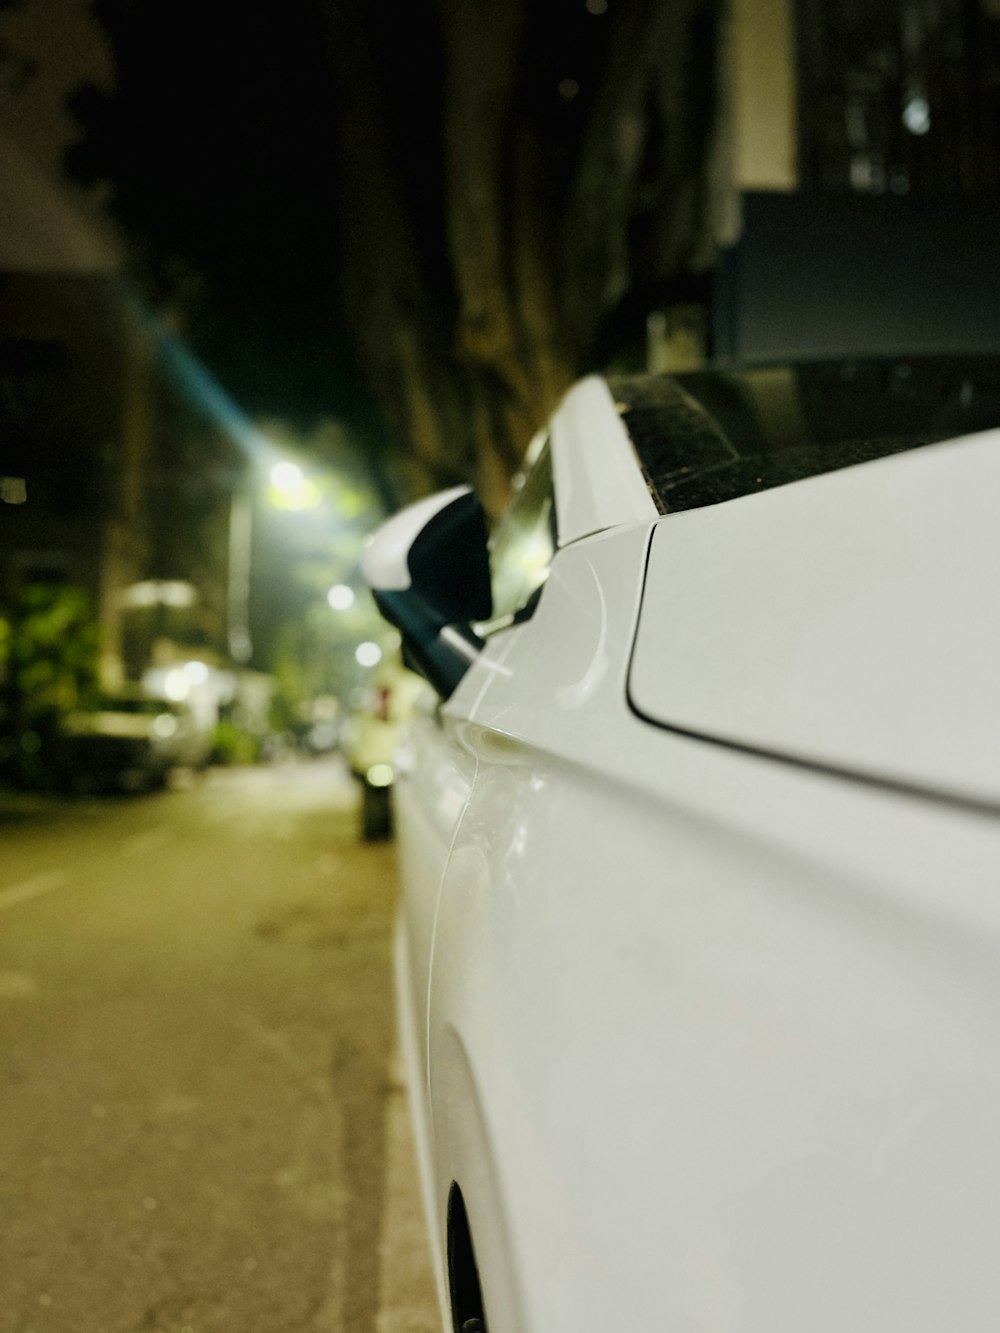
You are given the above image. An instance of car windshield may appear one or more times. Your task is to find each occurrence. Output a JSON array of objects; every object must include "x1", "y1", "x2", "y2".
[{"x1": 611, "y1": 355, "x2": 1000, "y2": 514}]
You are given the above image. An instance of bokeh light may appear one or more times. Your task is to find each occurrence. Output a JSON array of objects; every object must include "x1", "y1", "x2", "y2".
[
  {"x1": 327, "y1": 584, "x2": 355, "y2": 611},
  {"x1": 355, "y1": 641, "x2": 382, "y2": 668}
]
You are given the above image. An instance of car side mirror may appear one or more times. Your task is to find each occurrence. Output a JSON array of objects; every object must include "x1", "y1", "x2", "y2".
[{"x1": 362, "y1": 486, "x2": 492, "y2": 699}]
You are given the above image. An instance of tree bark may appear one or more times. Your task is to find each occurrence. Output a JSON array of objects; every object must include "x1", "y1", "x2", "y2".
[
  {"x1": 324, "y1": 3, "x2": 474, "y2": 500},
  {"x1": 436, "y1": 0, "x2": 578, "y2": 511},
  {"x1": 325, "y1": 0, "x2": 724, "y2": 516},
  {"x1": 562, "y1": 0, "x2": 724, "y2": 357}
]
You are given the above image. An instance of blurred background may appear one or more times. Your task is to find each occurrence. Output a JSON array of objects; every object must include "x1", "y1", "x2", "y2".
[
  {"x1": 2, "y1": 0, "x2": 1000, "y2": 787},
  {"x1": 2, "y1": 4, "x2": 1000, "y2": 1328}
]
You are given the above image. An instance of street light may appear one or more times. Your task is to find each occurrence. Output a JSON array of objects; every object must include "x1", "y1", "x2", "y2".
[
  {"x1": 228, "y1": 457, "x2": 323, "y2": 665},
  {"x1": 228, "y1": 489, "x2": 254, "y2": 663},
  {"x1": 268, "y1": 461, "x2": 322, "y2": 511}
]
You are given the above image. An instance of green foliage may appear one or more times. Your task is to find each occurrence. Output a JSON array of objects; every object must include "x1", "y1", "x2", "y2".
[
  {"x1": 210, "y1": 719, "x2": 260, "y2": 767},
  {"x1": 0, "y1": 584, "x2": 102, "y2": 788},
  {"x1": 9, "y1": 584, "x2": 101, "y2": 710}
]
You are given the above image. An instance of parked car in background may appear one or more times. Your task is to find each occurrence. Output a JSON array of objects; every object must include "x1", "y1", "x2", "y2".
[
  {"x1": 58, "y1": 688, "x2": 212, "y2": 793},
  {"x1": 364, "y1": 355, "x2": 1000, "y2": 1333}
]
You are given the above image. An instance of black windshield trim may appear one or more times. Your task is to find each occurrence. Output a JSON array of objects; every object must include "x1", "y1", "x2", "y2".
[{"x1": 610, "y1": 354, "x2": 1000, "y2": 515}]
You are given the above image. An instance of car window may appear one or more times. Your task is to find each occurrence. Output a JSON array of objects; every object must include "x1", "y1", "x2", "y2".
[
  {"x1": 478, "y1": 435, "x2": 557, "y2": 635},
  {"x1": 612, "y1": 355, "x2": 1000, "y2": 514}
]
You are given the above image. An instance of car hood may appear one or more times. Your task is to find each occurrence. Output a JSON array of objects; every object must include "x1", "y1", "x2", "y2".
[{"x1": 628, "y1": 429, "x2": 1000, "y2": 808}]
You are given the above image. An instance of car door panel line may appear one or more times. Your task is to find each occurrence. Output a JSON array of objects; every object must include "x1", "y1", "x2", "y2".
[{"x1": 624, "y1": 525, "x2": 1000, "y2": 819}]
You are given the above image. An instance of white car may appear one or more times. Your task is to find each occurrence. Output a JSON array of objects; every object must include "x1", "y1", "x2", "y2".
[{"x1": 363, "y1": 356, "x2": 1000, "y2": 1333}]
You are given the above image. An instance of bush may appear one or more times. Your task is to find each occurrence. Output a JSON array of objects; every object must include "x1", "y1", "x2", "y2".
[
  {"x1": 0, "y1": 585, "x2": 101, "y2": 790},
  {"x1": 210, "y1": 719, "x2": 261, "y2": 766}
]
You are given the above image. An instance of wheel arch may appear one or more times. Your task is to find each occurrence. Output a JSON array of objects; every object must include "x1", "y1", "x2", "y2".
[
  {"x1": 447, "y1": 1180, "x2": 488, "y2": 1331},
  {"x1": 433, "y1": 1025, "x2": 528, "y2": 1332}
]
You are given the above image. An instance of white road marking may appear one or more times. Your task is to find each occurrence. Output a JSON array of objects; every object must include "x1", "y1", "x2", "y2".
[{"x1": 0, "y1": 869, "x2": 70, "y2": 912}]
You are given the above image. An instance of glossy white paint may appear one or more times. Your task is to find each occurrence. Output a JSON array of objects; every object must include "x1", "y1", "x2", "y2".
[
  {"x1": 631, "y1": 428, "x2": 1000, "y2": 805},
  {"x1": 379, "y1": 380, "x2": 1000, "y2": 1332},
  {"x1": 549, "y1": 375, "x2": 656, "y2": 544},
  {"x1": 360, "y1": 484, "x2": 471, "y2": 591}
]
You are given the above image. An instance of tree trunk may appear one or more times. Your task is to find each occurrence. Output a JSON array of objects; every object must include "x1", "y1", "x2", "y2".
[
  {"x1": 562, "y1": 0, "x2": 725, "y2": 357},
  {"x1": 325, "y1": 0, "x2": 724, "y2": 517},
  {"x1": 437, "y1": 0, "x2": 576, "y2": 509},
  {"x1": 324, "y1": 3, "x2": 475, "y2": 499}
]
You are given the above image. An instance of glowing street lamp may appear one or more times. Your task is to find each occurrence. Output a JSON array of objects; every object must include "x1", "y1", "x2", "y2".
[
  {"x1": 228, "y1": 456, "x2": 323, "y2": 664},
  {"x1": 268, "y1": 461, "x2": 321, "y2": 510}
]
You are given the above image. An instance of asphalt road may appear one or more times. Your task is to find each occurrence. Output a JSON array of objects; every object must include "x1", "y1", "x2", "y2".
[{"x1": 0, "y1": 759, "x2": 440, "y2": 1333}]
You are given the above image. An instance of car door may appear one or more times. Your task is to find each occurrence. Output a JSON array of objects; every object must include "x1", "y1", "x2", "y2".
[
  {"x1": 415, "y1": 440, "x2": 559, "y2": 1319},
  {"x1": 393, "y1": 705, "x2": 476, "y2": 1099},
  {"x1": 398, "y1": 436, "x2": 557, "y2": 1089}
]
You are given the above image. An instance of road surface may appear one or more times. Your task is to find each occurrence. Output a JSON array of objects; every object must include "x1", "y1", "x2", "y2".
[{"x1": 0, "y1": 759, "x2": 440, "y2": 1333}]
